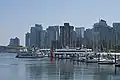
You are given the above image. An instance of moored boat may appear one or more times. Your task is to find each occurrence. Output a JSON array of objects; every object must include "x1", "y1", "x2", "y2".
[
  {"x1": 16, "y1": 52, "x2": 44, "y2": 58},
  {"x1": 98, "y1": 59, "x2": 115, "y2": 64},
  {"x1": 115, "y1": 63, "x2": 120, "y2": 67}
]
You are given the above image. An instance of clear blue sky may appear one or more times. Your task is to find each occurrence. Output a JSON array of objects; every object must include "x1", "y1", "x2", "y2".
[{"x1": 0, "y1": 0, "x2": 120, "y2": 46}]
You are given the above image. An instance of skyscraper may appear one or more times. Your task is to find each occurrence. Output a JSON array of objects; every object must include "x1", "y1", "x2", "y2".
[
  {"x1": 75, "y1": 27, "x2": 85, "y2": 38},
  {"x1": 46, "y1": 26, "x2": 59, "y2": 48},
  {"x1": 75, "y1": 27, "x2": 85, "y2": 48},
  {"x1": 25, "y1": 32, "x2": 30, "y2": 47},
  {"x1": 41, "y1": 30, "x2": 47, "y2": 48},
  {"x1": 92, "y1": 19, "x2": 114, "y2": 51},
  {"x1": 92, "y1": 31, "x2": 100, "y2": 52},
  {"x1": 60, "y1": 23, "x2": 74, "y2": 48},
  {"x1": 93, "y1": 19, "x2": 113, "y2": 41},
  {"x1": 30, "y1": 24, "x2": 43, "y2": 48},
  {"x1": 113, "y1": 23, "x2": 120, "y2": 45}
]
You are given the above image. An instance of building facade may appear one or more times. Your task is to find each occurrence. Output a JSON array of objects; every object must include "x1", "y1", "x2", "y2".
[
  {"x1": 113, "y1": 23, "x2": 120, "y2": 45},
  {"x1": 41, "y1": 30, "x2": 47, "y2": 48},
  {"x1": 46, "y1": 26, "x2": 59, "y2": 48},
  {"x1": 93, "y1": 19, "x2": 114, "y2": 51},
  {"x1": 25, "y1": 32, "x2": 30, "y2": 47},
  {"x1": 60, "y1": 23, "x2": 74, "y2": 48},
  {"x1": 75, "y1": 27, "x2": 85, "y2": 38},
  {"x1": 30, "y1": 24, "x2": 43, "y2": 48},
  {"x1": 9, "y1": 37, "x2": 20, "y2": 46},
  {"x1": 75, "y1": 27, "x2": 85, "y2": 48}
]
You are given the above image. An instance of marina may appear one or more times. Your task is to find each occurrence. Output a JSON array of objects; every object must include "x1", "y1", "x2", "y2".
[
  {"x1": 15, "y1": 47, "x2": 120, "y2": 67},
  {"x1": 0, "y1": 53, "x2": 120, "y2": 80}
]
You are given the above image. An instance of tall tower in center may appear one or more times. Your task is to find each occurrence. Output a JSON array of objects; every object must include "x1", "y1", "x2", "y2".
[{"x1": 60, "y1": 23, "x2": 74, "y2": 48}]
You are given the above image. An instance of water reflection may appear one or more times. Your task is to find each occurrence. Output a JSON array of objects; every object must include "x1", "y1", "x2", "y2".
[
  {"x1": 93, "y1": 65, "x2": 120, "y2": 80},
  {"x1": 59, "y1": 60, "x2": 74, "y2": 80},
  {"x1": 26, "y1": 59, "x2": 74, "y2": 80},
  {"x1": 25, "y1": 59, "x2": 120, "y2": 80},
  {"x1": 26, "y1": 64, "x2": 43, "y2": 80}
]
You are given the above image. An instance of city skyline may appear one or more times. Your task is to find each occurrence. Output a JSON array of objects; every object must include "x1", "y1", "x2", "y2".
[{"x1": 1, "y1": 0, "x2": 120, "y2": 46}]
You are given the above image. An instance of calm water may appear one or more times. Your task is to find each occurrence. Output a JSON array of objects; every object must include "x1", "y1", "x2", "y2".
[{"x1": 0, "y1": 53, "x2": 120, "y2": 80}]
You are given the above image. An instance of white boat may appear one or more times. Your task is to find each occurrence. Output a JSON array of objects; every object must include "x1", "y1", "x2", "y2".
[
  {"x1": 85, "y1": 58, "x2": 115, "y2": 64},
  {"x1": 98, "y1": 59, "x2": 115, "y2": 64},
  {"x1": 52, "y1": 48, "x2": 94, "y2": 59},
  {"x1": 16, "y1": 49, "x2": 44, "y2": 58}
]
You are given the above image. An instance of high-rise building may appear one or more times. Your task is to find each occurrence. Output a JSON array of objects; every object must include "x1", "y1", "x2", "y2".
[
  {"x1": 75, "y1": 27, "x2": 85, "y2": 38},
  {"x1": 113, "y1": 23, "x2": 120, "y2": 33},
  {"x1": 92, "y1": 31, "x2": 100, "y2": 51},
  {"x1": 92, "y1": 19, "x2": 114, "y2": 50},
  {"x1": 60, "y1": 23, "x2": 74, "y2": 48},
  {"x1": 30, "y1": 27, "x2": 37, "y2": 47},
  {"x1": 30, "y1": 24, "x2": 43, "y2": 48},
  {"x1": 93, "y1": 19, "x2": 113, "y2": 41},
  {"x1": 113, "y1": 23, "x2": 120, "y2": 45},
  {"x1": 41, "y1": 30, "x2": 47, "y2": 48},
  {"x1": 75, "y1": 27, "x2": 85, "y2": 48},
  {"x1": 46, "y1": 26, "x2": 59, "y2": 48},
  {"x1": 72, "y1": 31, "x2": 77, "y2": 47},
  {"x1": 84, "y1": 29, "x2": 93, "y2": 43},
  {"x1": 25, "y1": 32, "x2": 30, "y2": 47},
  {"x1": 9, "y1": 37, "x2": 20, "y2": 46}
]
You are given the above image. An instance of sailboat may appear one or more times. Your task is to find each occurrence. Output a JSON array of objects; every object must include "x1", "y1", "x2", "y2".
[{"x1": 98, "y1": 38, "x2": 115, "y2": 64}]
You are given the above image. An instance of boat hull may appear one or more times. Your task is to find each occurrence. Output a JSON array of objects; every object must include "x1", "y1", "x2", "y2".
[
  {"x1": 115, "y1": 64, "x2": 120, "y2": 67},
  {"x1": 16, "y1": 53, "x2": 44, "y2": 58},
  {"x1": 98, "y1": 61, "x2": 115, "y2": 64},
  {"x1": 16, "y1": 55, "x2": 44, "y2": 58}
]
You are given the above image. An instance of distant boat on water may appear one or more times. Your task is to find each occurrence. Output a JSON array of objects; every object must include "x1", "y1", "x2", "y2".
[
  {"x1": 16, "y1": 52, "x2": 44, "y2": 58},
  {"x1": 98, "y1": 59, "x2": 115, "y2": 64},
  {"x1": 16, "y1": 48, "x2": 44, "y2": 58}
]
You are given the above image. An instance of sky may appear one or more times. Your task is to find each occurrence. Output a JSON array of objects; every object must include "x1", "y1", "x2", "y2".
[{"x1": 0, "y1": 0, "x2": 120, "y2": 46}]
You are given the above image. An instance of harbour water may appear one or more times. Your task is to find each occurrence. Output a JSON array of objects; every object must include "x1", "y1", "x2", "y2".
[{"x1": 0, "y1": 53, "x2": 120, "y2": 80}]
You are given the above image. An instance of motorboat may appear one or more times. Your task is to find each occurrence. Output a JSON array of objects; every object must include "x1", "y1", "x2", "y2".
[
  {"x1": 16, "y1": 48, "x2": 44, "y2": 58},
  {"x1": 98, "y1": 59, "x2": 115, "y2": 64},
  {"x1": 16, "y1": 52, "x2": 44, "y2": 58}
]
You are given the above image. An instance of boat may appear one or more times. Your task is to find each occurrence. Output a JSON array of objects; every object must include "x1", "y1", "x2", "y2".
[
  {"x1": 115, "y1": 63, "x2": 120, "y2": 67},
  {"x1": 115, "y1": 60, "x2": 120, "y2": 67},
  {"x1": 98, "y1": 59, "x2": 115, "y2": 64},
  {"x1": 54, "y1": 48, "x2": 93, "y2": 54},
  {"x1": 16, "y1": 48, "x2": 44, "y2": 58},
  {"x1": 53, "y1": 48, "x2": 94, "y2": 60},
  {"x1": 16, "y1": 52, "x2": 44, "y2": 58},
  {"x1": 54, "y1": 48, "x2": 94, "y2": 57}
]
